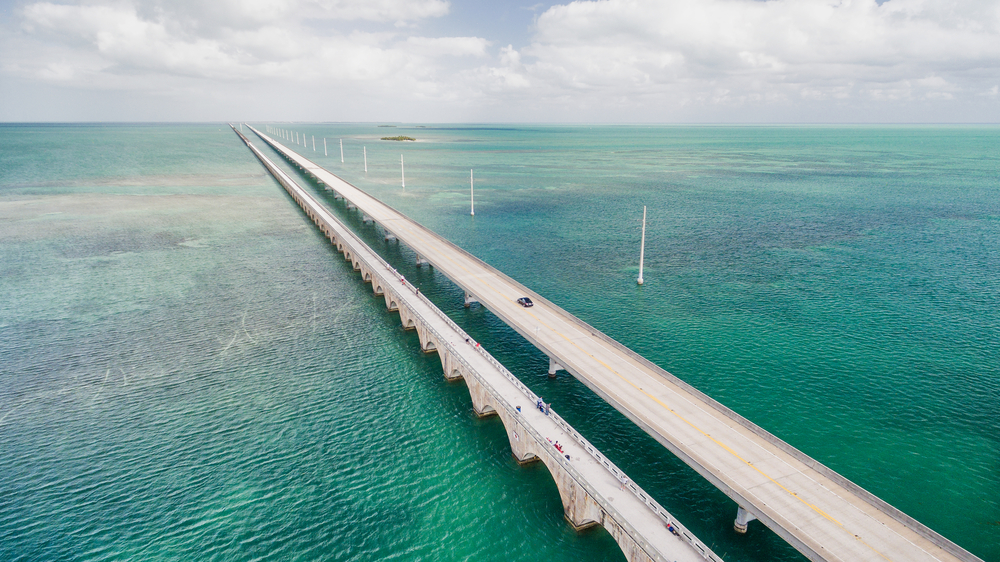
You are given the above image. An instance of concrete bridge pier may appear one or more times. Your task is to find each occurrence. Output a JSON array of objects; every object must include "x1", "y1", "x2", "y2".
[
  {"x1": 384, "y1": 231, "x2": 396, "y2": 241},
  {"x1": 464, "y1": 292, "x2": 479, "y2": 307},
  {"x1": 416, "y1": 254, "x2": 429, "y2": 267},
  {"x1": 362, "y1": 215, "x2": 373, "y2": 224},
  {"x1": 463, "y1": 370, "x2": 498, "y2": 418},
  {"x1": 383, "y1": 291, "x2": 399, "y2": 312},
  {"x1": 359, "y1": 265, "x2": 384, "y2": 296},
  {"x1": 437, "y1": 348, "x2": 465, "y2": 382},
  {"x1": 455, "y1": 378, "x2": 605, "y2": 533},
  {"x1": 396, "y1": 302, "x2": 417, "y2": 331},
  {"x1": 548, "y1": 357, "x2": 565, "y2": 378},
  {"x1": 734, "y1": 505, "x2": 757, "y2": 534},
  {"x1": 494, "y1": 406, "x2": 604, "y2": 531},
  {"x1": 415, "y1": 323, "x2": 439, "y2": 354},
  {"x1": 603, "y1": 520, "x2": 660, "y2": 562},
  {"x1": 346, "y1": 202, "x2": 356, "y2": 210},
  {"x1": 553, "y1": 471, "x2": 604, "y2": 531},
  {"x1": 495, "y1": 408, "x2": 540, "y2": 465}
]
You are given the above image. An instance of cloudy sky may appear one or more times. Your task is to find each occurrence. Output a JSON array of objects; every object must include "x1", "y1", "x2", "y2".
[{"x1": 1, "y1": 0, "x2": 998, "y2": 122}]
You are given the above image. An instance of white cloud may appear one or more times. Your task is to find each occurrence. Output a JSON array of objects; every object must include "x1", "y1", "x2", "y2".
[
  {"x1": 405, "y1": 36, "x2": 489, "y2": 57},
  {"x1": 512, "y1": 0, "x2": 1000, "y2": 109},
  {"x1": 11, "y1": 0, "x2": 469, "y2": 85},
  {"x1": 2, "y1": 0, "x2": 1000, "y2": 121}
]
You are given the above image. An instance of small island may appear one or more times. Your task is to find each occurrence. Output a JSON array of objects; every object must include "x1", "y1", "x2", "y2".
[{"x1": 381, "y1": 136, "x2": 416, "y2": 141}]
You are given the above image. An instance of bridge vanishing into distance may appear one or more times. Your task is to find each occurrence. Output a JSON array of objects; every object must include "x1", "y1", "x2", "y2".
[
  {"x1": 232, "y1": 124, "x2": 718, "y2": 562},
  {"x1": 240, "y1": 124, "x2": 982, "y2": 562}
]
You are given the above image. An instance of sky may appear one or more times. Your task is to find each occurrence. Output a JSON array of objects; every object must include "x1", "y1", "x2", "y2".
[{"x1": 0, "y1": 0, "x2": 998, "y2": 123}]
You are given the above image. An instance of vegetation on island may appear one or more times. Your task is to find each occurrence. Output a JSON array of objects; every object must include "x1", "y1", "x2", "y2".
[{"x1": 381, "y1": 136, "x2": 416, "y2": 141}]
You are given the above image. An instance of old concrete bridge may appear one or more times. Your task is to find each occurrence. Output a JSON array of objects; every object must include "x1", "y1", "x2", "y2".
[
  {"x1": 239, "y1": 123, "x2": 982, "y2": 562},
  {"x1": 233, "y1": 124, "x2": 721, "y2": 562}
]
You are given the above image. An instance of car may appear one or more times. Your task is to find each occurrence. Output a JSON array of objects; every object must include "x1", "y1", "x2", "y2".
[{"x1": 516, "y1": 297, "x2": 534, "y2": 307}]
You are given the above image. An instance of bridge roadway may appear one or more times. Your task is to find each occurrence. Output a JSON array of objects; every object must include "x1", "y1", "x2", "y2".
[
  {"x1": 246, "y1": 125, "x2": 981, "y2": 562},
  {"x1": 232, "y1": 124, "x2": 716, "y2": 562}
]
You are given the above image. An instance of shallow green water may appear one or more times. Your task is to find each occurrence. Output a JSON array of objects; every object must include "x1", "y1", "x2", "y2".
[{"x1": 1, "y1": 123, "x2": 997, "y2": 562}]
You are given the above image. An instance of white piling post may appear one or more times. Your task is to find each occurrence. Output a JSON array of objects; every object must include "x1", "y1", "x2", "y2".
[
  {"x1": 637, "y1": 205, "x2": 646, "y2": 285},
  {"x1": 340, "y1": 139, "x2": 344, "y2": 163},
  {"x1": 312, "y1": 135, "x2": 316, "y2": 151},
  {"x1": 324, "y1": 138, "x2": 328, "y2": 156},
  {"x1": 470, "y1": 169, "x2": 475, "y2": 216},
  {"x1": 364, "y1": 147, "x2": 367, "y2": 173},
  {"x1": 401, "y1": 155, "x2": 405, "y2": 189}
]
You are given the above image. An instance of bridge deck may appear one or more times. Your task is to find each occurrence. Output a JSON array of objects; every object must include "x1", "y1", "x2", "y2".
[
  {"x1": 233, "y1": 125, "x2": 715, "y2": 562},
  {"x1": 248, "y1": 125, "x2": 979, "y2": 562}
]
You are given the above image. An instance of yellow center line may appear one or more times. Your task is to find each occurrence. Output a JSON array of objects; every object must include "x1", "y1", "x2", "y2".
[
  {"x1": 383, "y1": 209, "x2": 850, "y2": 528},
  {"x1": 264, "y1": 132, "x2": 899, "y2": 562}
]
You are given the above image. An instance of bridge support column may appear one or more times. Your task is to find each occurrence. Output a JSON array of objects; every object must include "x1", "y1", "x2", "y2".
[
  {"x1": 548, "y1": 357, "x2": 564, "y2": 378},
  {"x1": 464, "y1": 372, "x2": 497, "y2": 418},
  {"x1": 384, "y1": 231, "x2": 396, "y2": 241},
  {"x1": 553, "y1": 469, "x2": 603, "y2": 531},
  {"x1": 397, "y1": 303, "x2": 416, "y2": 330},
  {"x1": 346, "y1": 202, "x2": 356, "y2": 210},
  {"x1": 464, "y1": 292, "x2": 478, "y2": 307},
  {"x1": 416, "y1": 254, "x2": 429, "y2": 267},
  {"x1": 383, "y1": 291, "x2": 398, "y2": 312},
  {"x1": 416, "y1": 326, "x2": 438, "y2": 354},
  {"x1": 734, "y1": 505, "x2": 757, "y2": 534},
  {"x1": 439, "y1": 349, "x2": 464, "y2": 381},
  {"x1": 362, "y1": 215, "x2": 373, "y2": 224}
]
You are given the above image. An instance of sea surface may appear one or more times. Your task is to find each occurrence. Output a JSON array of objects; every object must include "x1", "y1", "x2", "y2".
[{"x1": 1, "y1": 123, "x2": 997, "y2": 562}]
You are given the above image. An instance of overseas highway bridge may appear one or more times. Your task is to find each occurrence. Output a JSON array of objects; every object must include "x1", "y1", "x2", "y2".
[{"x1": 241, "y1": 124, "x2": 981, "y2": 562}]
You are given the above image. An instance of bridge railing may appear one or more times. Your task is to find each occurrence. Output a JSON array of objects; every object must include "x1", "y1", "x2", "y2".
[
  {"x1": 403, "y1": 283, "x2": 720, "y2": 562},
  {"x1": 242, "y1": 124, "x2": 722, "y2": 562}
]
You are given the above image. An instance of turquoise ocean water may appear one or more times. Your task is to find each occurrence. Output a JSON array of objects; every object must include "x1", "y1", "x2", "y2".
[{"x1": 1, "y1": 123, "x2": 997, "y2": 562}]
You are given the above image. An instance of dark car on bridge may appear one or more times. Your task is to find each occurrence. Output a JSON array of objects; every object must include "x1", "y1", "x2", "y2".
[{"x1": 516, "y1": 297, "x2": 534, "y2": 307}]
